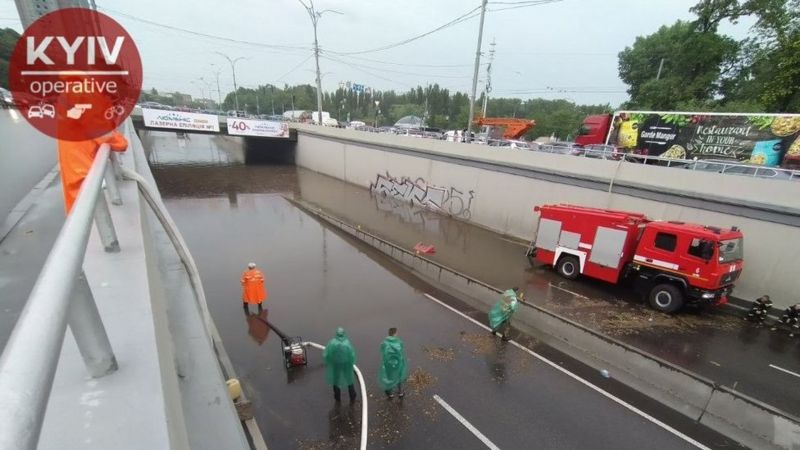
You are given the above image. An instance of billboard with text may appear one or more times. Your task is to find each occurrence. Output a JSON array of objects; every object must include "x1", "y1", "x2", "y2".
[
  {"x1": 142, "y1": 108, "x2": 220, "y2": 132},
  {"x1": 226, "y1": 118, "x2": 289, "y2": 138}
]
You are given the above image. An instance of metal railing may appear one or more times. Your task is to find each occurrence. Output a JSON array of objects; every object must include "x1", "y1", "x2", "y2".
[{"x1": 0, "y1": 144, "x2": 122, "y2": 450}]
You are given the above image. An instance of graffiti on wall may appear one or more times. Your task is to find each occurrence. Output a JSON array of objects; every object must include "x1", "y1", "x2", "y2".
[{"x1": 368, "y1": 172, "x2": 475, "y2": 219}]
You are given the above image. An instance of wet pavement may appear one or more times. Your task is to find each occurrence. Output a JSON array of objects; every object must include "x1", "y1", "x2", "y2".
[
  {"x1": 295, "y1": 168, "x2": 800, "y2": 417},
  {"x1": 0, "y1": 109, "x2": 57, "y2": 221},
  {"x1": 149, "y1": 132, "x2": 739, "y2": 449}
]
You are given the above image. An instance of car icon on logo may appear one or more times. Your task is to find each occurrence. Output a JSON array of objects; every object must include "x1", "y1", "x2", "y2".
[
  {"x1": 27, "y1": 105, "x2": 43, "y2": 119},
  {"x1": 42, "y1": 104, "x2": 55, "y2": 118},
  {"x1": 27, "y1": 104, "x2": 55, "y2": 119}
]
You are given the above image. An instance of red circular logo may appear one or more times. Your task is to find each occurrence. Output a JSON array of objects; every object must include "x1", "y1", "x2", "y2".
[{"x1": 8, "y1": 8, "x2": 142, "y2": 141}]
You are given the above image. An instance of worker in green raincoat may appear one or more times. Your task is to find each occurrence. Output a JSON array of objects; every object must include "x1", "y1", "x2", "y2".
[
  {"x1": 323, "y1": 327, "x2": 358, "y2": 402},
  {"x1": 489, "y1": 288, "x2": 522, "y2": 341},
  {"x1": 378, "y1": 327, "x2": 408, "y2": 399}
]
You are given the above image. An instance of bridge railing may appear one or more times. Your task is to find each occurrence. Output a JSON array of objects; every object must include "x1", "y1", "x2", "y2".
[{"x1": 0, "y1": 144, "x2": 122, "y2": 450}]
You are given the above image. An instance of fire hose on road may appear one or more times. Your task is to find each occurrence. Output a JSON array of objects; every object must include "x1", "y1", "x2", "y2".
[{"x1": 259, "y1": 318, "x2": 369, "y2": 450}]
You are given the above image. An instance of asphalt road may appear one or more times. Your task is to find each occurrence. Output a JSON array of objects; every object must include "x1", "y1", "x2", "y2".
[
  {"x1": 0, "y1": 109, "x2": 58, "y2": 222},
  {"x1": 292, "y1": 167, "x2": 800, "y2": 417},
  {"x1": 150, "y1": 132, "x2": 738, "y2": 449}
]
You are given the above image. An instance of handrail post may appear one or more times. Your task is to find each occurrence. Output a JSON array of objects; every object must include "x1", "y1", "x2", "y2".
[
  {"x1": 109, "y1": 151, "x2": 123, "y2": 181},
  {"x1": 68, "y1": 271, "x2": 118, "y2": 378},
  {"x1": 104, "y1": 164, "x2": 123, "y2": 206},
  {"x1": 94, "y1": 193, "x2": 120, "y2": 253}
]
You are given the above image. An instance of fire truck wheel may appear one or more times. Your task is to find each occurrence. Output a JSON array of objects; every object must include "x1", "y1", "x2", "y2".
[
  {"x1": 648, "y1": 284, "x2": 685, "y2": 313},
  {"x1": 556, "y1": 255, "x2": 580, "y2": 280}
]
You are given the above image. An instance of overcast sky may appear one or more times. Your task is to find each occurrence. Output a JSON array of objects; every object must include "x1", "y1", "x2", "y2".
[{"x1": 0, "y1": 0, "x2": 755, "y2": 106}]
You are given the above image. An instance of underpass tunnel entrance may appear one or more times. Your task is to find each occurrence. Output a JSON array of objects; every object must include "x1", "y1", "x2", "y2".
[{"x1": 243, "y1": 136, "x2": 296, "y2": 165}]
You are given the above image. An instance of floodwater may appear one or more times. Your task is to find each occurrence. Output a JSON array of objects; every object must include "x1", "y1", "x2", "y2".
[{"x1": 148, "y1": 131, "x2": 731, "y2": 449}]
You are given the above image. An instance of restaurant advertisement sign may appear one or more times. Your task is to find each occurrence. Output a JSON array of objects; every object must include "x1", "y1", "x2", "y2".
[{"x1": 608, "y1": 112, "x2": 800, "y2": 167}]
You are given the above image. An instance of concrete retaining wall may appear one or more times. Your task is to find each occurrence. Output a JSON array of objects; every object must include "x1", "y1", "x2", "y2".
[
  {"x1": 294, "y1": 125, "x2": 800, "y2": 308},
  {"x1": 294, "y1": 200, "x2": 800, "y2": 450}
]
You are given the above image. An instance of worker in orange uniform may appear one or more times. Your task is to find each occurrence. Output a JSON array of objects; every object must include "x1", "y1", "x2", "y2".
[
  {"x1": 241, "y1": 262, "x2": 267, "y2": 313},
  {"x1": 58, "y1": 131, "x2": 129, "y2": 213}
]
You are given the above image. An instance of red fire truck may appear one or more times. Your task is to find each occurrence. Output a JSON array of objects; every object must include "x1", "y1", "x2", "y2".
[{"x1": 526, "y1": 204, "x2": 745, "y2": 313}]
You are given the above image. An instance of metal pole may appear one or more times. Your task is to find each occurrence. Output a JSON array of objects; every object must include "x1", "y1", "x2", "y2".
[
  {"x1": 482, "y1": 38, "x2": 495, "y2": 117},
  {"x1": 311, "y1": 4, "x2": 324, "y2": 125},
  {"x1": 68, "y1": 271, "x2": 118, "y2": 377},
  {"x1": 0, "y1": 146, "x2": 114, "y2": 450},
  {"x1": 93, "y1": 193, "x2": 120, "y2": 253},
  {"x1": 656, "y1": 58, "x2": 665, "y2": 80},
  {"x1": 103, "y1": 164, "x2": 122, "y2": 205},
  {"x1": 466, "y1": 0, "x2": 488, "y2": 142}
]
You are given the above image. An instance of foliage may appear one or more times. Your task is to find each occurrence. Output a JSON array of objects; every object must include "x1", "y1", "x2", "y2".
[
  {"x1": 618, "y1": 21, "x2": 739, "y2": 110},
  {"x1": 0, "y1": 28, "x2": 21, "y2": 89},
  {"x1": 619, "y1": 1, "x2": 799, "y2": 113}
]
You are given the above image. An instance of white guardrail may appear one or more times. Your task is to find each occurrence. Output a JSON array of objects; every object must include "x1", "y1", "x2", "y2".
[{"x1": 0, "y1": 144, "x2": 123, "y2": 450}]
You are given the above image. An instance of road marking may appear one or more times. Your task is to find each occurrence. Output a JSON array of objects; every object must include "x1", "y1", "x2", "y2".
[
  {"x1": 709, "y1": 361, "x2": 721, "y2": 367},
  {"x1": 423, "y1": 293, "x2": 711, "y2": 450},
  {"x1": 433, "y1": 394, "x2": 500, "y2": 450},
  {"x1": 769, "y1": 364, "x2": 800, "y2": 379}
]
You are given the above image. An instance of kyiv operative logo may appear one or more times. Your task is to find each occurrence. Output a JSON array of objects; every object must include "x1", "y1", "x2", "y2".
[{"x1": 8, "y1": 8, "x2": 142, "y2": 141}]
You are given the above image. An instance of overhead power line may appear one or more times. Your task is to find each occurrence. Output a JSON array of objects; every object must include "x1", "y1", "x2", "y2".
[
  {"x1": 329, "y1": 5, "x2": 482, "y2": 56},
  {"x1": 100, "y1": 7, "x2": 311, "y2": 52},
  {"x1": 277, "y1": 53, "x2": 315, "y2": 82},
  {"x1": 323, "y1": 53, "x2": 474, "y2": 79}
]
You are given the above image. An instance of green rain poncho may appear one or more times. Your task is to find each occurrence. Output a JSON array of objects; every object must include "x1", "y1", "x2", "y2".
[
  {"x1": 323, "y1": 328, "x2": 357, "y2": 387},
  {"x1": 378, "y1": 336, "x2": 408, "y2": 391},
  {"x1": 488, "y1": 289, "x2": 519, "y2": 331}
]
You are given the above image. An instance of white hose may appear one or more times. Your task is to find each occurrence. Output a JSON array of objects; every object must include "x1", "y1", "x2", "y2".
[{"x1": 305, "y1": 341, "x2": 368, "y2": 450}]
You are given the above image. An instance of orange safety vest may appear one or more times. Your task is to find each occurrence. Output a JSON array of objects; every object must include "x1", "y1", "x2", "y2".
[
  {"x1": 241, "y1": 268, "x2": 267, "y2": 304},
  {"x1": 57, "y1": 131, "x2": 129, "y2": 214}
]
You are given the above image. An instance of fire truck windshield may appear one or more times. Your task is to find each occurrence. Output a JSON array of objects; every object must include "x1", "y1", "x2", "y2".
[{"x1": 718, "y1": 238, "x2": 743, "y2": 263}]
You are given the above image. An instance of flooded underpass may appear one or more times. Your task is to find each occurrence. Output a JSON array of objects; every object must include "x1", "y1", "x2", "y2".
[{"x1": 147, "y1": 131, "x2": 742, "y2": 449}]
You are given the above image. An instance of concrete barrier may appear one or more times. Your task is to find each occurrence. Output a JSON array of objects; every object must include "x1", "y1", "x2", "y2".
[
  {"x1": 292, "y1": 199, "x2": 800, "y2": 450},
  {"x1": 294, "y1": 125, "x2": 800, "y2": 308}
]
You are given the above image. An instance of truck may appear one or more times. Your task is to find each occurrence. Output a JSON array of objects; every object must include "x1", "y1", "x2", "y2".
[
  {"x1": 526, "y1": 204, "x2": 744, "y2": 313},
  {"x1": 574, "y1": 111, "x2": 800, "y2": 169}
]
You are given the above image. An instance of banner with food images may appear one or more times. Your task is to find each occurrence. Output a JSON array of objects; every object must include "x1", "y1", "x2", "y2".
[{"x1": 607, "y1": 112, "x2": 800, "y2": 167}]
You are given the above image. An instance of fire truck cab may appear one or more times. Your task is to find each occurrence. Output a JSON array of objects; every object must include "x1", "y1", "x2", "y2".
[{"x1": 527, "y1": 205, "x2": 744, "y2": 313}]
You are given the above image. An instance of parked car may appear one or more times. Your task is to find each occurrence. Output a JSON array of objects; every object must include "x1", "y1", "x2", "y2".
[
  {"x1": 0, "y1": 87, "x2": 13, "y2": 108},
  {"x1": 537, "y1": 143, "x2": 583, "y2": 156}
]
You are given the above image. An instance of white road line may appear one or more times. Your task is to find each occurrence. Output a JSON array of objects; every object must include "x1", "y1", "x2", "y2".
[
  {"x1": 422, "y1": 293, "x2": 711, "y2": 450},
  {"x1": 769, "y1": 364, "x2": 800, "y2": 379},
  {"x1": 433, "y1": 394, "x2": 501, "y2": 450},
  {"x1": 548, "y1": 282, "x2": 591, "y2": 299}
]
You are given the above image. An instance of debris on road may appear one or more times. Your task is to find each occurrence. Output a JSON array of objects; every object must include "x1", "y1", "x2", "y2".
[
  {"x1": 422, "y1": 346, "x2": 456, "y2": 362},
  {"x1": 407, "y1": 367, "x2": 437, "y2": 394},
  {"x1": 459, "y1": 332, "x2": 496, "y2": 355}
]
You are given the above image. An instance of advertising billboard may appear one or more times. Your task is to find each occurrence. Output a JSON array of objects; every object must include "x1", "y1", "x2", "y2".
[
  {"x1": 226, "y1": 118, "x2": 290, "y2": 138},
  {"x1": 142, "y1": 108, "x2": 220, "y2": 132},
  {"x1": 607, "y1": 112, "x2": 800, "y2": 167}
]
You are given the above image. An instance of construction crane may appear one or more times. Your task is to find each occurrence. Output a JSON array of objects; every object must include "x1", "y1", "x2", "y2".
[{"x1": 473, "y1": 116, "x2": 536, "y2": 140}]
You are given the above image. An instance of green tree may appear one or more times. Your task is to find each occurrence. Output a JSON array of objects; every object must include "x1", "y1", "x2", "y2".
[
  {"x1": 0, "y1": 28, "x2": 21, "y2": 89},
  {"x1": 689, "y1": 0, "x2": 799, "y2": 111},
  {"x1": 618, "y1": 20, "x2": 739, "y2": 109}
]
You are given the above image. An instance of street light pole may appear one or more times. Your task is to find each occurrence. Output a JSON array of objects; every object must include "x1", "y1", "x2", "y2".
[
  {"x1": 215, "y1": 52, "x2": 246, "y2": 111},
  {"x1": 298, "y1": 0, "x2": 342, "y2": 125},
  {"x1": 210, "y1": 66, "x2": 223, "y2": 110},
  {"x1": 466, "y1": 0, "x2": 489, "y2": 142}
]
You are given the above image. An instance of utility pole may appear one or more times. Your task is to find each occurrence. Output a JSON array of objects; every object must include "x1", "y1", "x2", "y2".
[
  {"x1": 270, "y1": 85, "x2": 275, "y2": 115},
  {"x1": 215, "y1": 52, "x2": 246, "y2": 111},
  {"x1": 482, "y1": 38, "x2": 495, "y2": 117},
  {"x1": 466, "y1": 0, "x2": 489, "y2": 142},
  {"x1": 298, "y1": 0, "x2": 342, "y2": 125},
  {"x1": 656, "y1": 57, "x2": 665, "y2": 80},
  {"x1": 210, "y1": 66, "x2": 223, "y2": 110}
]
